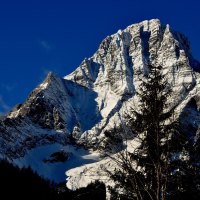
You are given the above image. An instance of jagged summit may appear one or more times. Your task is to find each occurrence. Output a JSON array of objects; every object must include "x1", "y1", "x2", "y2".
[
  {"x1": 65, "y1": 19, "x2": 199, "y2": 94},
  {"x1": 44, "y1": 71, "x2": 60, "y2": 83},
  {"x1": 0, "y1": 19, "x2": 200, "y2": 183}
]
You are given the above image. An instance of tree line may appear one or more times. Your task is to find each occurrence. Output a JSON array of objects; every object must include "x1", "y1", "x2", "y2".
[{"x1": 0, "y1": 159, "x2": 106, "y2": 200}]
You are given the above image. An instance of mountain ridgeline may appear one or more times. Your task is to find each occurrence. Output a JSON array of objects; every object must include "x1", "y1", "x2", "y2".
[{"x1": 0, "y1": 19, "x2": 200, "y2": 189}]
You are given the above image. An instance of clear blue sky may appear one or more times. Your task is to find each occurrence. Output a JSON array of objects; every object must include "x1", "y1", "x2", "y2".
[{"x1": 0, "y1": 0, "x2": 200, "y2": 114}]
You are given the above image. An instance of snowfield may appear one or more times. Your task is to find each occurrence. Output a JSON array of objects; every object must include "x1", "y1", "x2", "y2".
[{"x1": 13, "y1": 143, "x2": 100, "y2": 183}]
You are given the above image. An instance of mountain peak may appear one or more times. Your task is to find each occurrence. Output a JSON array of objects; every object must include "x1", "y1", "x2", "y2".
[
  {"x1": 38, "y1": 72, "x2": 60, "y2": 89},
  {"x1": 65, "y1": 19, "x2": 199, "y2": 95},
  {"x1": 1, "y1": 19, "x2": 200, "y2": 185},
  {"x1": 46, "y1": 71, "x2": 60, "y2": 81}
]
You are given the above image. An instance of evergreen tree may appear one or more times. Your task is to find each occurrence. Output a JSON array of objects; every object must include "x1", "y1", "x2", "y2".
[{"x1": 107, "y1": 64, "x2": 200, "y2": 200}]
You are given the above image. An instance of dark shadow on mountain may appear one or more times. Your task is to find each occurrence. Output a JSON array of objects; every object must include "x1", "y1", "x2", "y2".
[
  {"x1": 189, "y1": 58, "x2": 200, "y2": 73},
  {"x1": 140, "y1": 26, "x2": 150, "y2": 63},
  {"x1": 179, "y1": 97, "x2": 200, "y2": 139},
  {"x1": 64, "y1": 80, "x2": 103, "y2": 132},
  {"x1": 173, "y1": 31, "x2": 200, "y2": 73},
  {"x1": 124, "y1": 32, "x2": 135, "y2": 95}
]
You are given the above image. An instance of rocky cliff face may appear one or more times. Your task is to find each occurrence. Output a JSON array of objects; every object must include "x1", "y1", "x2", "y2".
[
  {"x1": 65, "y1": 19, "x2": 200, "y2": 146},
  {"x1": 0, "y1": 19, "x2": 200, "y2": 182}
]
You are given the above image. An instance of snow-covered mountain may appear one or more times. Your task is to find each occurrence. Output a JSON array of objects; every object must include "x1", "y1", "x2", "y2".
[{"x1": 0, "y1": 19, "x2": 200, "y2": 185}]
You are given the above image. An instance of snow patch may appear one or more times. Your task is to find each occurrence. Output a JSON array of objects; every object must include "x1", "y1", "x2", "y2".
[{"x1": 14, "y1": 143, "x2": 100, "y2": 183}]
